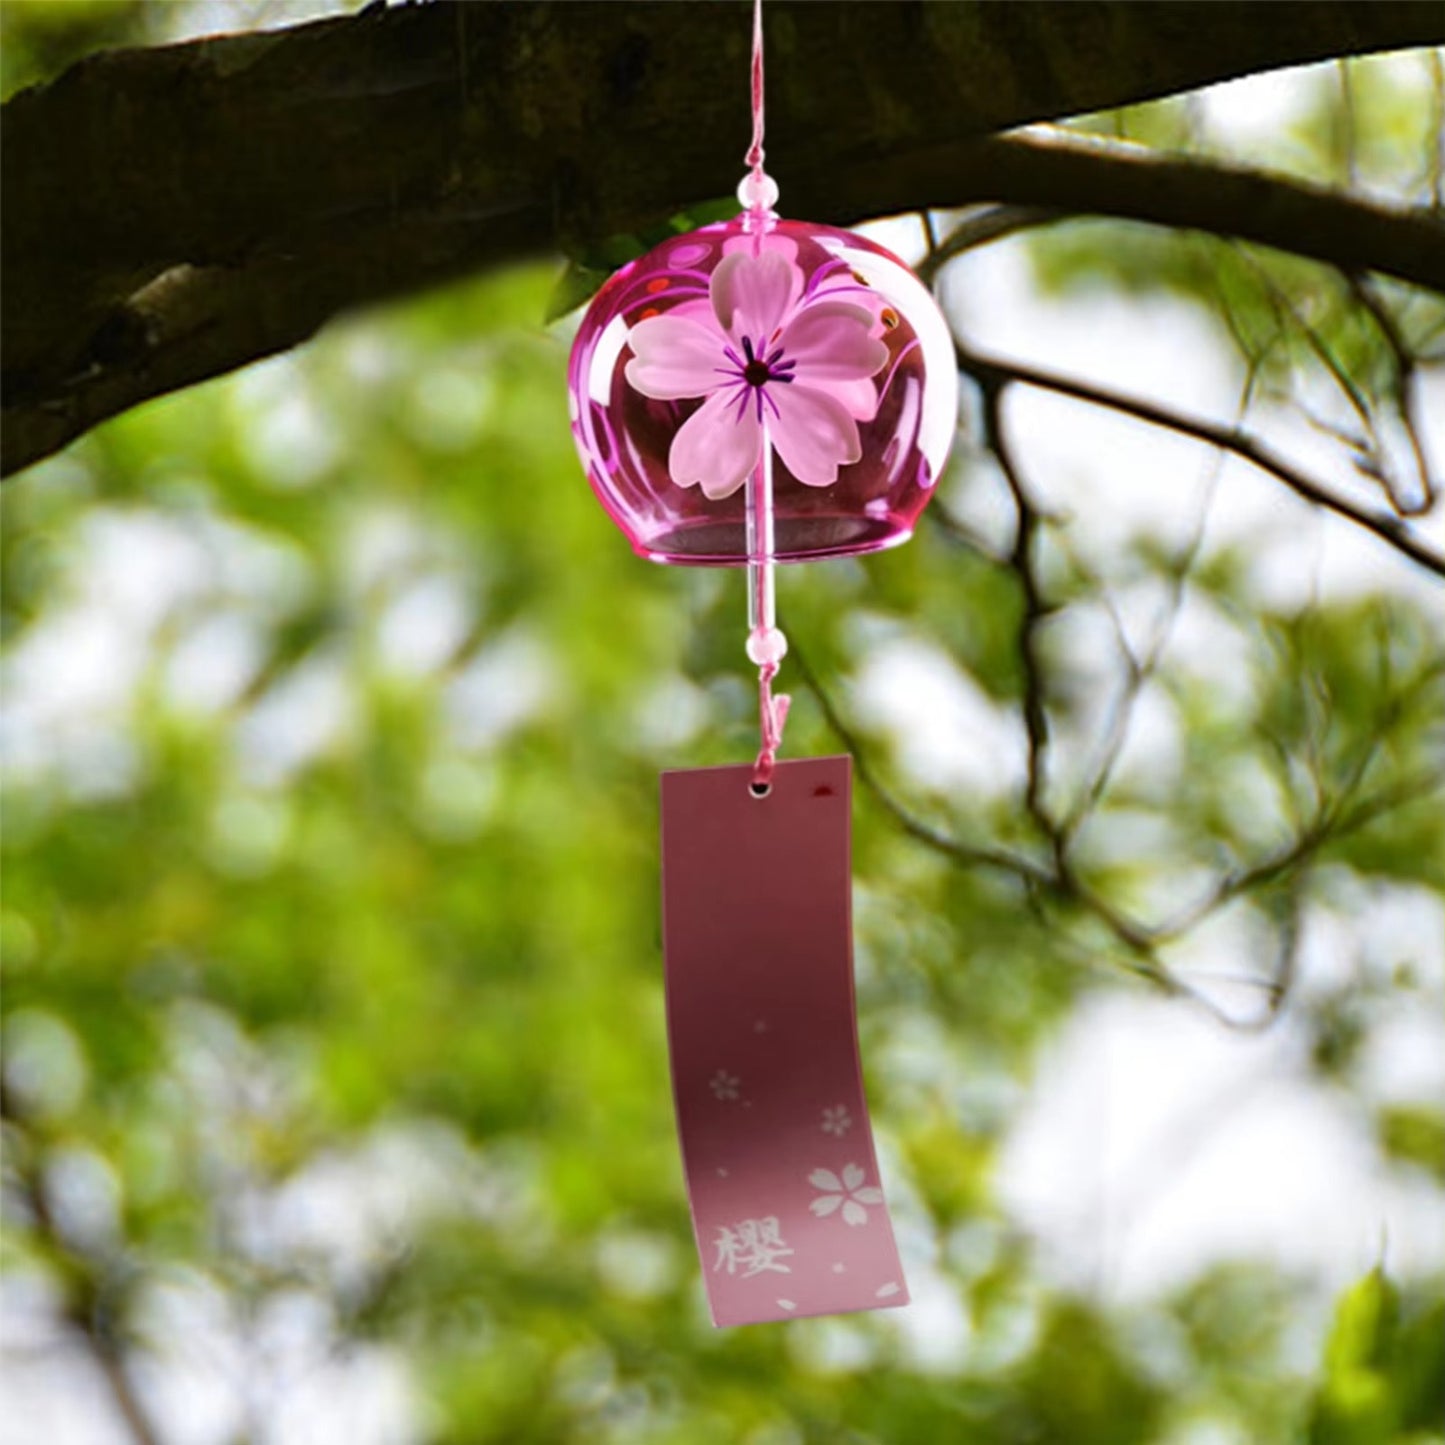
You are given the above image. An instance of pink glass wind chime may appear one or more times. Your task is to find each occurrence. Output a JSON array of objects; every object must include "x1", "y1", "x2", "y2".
[{"x1": 568, "y1": 0, "x2": 956, "y2": 1327}]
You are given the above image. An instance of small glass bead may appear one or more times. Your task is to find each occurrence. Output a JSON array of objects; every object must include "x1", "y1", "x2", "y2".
[
  {"x1": 746, "y1": 626, "x2": 788, "y2": 666},
  {"x1": 736, "y1": 169, "x2": 781, "y2": 213}
]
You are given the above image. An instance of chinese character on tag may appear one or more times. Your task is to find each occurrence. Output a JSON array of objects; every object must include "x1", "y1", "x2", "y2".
[{"x1": 713, "y1": 1216, "x2": 794, "y2": 1278}]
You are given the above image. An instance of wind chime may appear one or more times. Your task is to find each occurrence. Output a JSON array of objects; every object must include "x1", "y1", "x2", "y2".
[{"x1": 567, "y1": 0, "x2": 957, "y2": 1326}]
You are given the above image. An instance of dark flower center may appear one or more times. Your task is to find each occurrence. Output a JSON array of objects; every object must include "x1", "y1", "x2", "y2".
[
  {"x1": 738, "y1": 334, "x2": 795, "y2": 389},
  {"x1": 720, "y1": 334, "x2": 800, "y2": 424}
]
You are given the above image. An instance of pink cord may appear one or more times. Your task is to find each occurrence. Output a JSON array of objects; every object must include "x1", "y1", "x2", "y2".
[
  {"x1": 746, "y1": 0, "x2": 765, "y2": 183},
  {"x1": 752, "y1": 660, "x2": 791, "y2": 793},
  {"x1": 743, "y1": 0, "x2": 786, "y2": 793}
]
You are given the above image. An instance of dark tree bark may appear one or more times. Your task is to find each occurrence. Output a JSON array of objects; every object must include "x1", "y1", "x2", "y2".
[{"x1": 3, "y1": 0, "x2": 1443, "y2": 477}]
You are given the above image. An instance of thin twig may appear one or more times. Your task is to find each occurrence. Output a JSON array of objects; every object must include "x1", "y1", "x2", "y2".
[
  {"x1": 980, "y1": 381, "x2": 1059, "y2": 861},
  {"x1": 1151, "y1": 648, "x2": 1445, "y2": 942},
  {"x1": 791, "y1": 643, "x2": 1244, "y2": 1018},
  {"x1": 792, "y1": 326, "x2": 1442, "y2": 1026},
  {"x1": 1155, "y1": 767, "x2": 1445, "y2": 943},
  {"x1": 1345, "y1": 272, "x2": 1439, "y2": 515},
  {"x1": 1231, "y1": 247, "x2": 1380, "y2": 462},
  {"x1": 919, "y1": 208, "x2": 941, "y2": 257},
  {"x1": 917, "y1": 204, "x2": 1058, "y2": 285},
  {"x1": 925, "y1": 496, "x2": 1008, "y2": 564},
  {"x1": 1236, "y1": 245, "x2": 1440, "y2": 519},
  {"x1": 1057, "y1": 369, "x2": 1242, "y2": 844},
  {"x1": 788, "y1": 642, "x2": 1051, "y2": 887},
  {"x1": 0, "y1": 1086, "x2": 167, "y2": 1445}
]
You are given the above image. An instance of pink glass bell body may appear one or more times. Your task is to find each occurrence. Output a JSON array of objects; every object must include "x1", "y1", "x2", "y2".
[{"x1": 568, "y1": 214, "x2": 957, "y2": 565}]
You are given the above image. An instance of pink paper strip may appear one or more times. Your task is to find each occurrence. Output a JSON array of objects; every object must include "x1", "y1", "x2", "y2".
[{"x1": 660, "y1": 756, "x2": 908, "y2": 1327}]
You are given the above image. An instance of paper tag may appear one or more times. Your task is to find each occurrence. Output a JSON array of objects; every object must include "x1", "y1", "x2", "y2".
[{"x1": 660, "y1": 756, "x2": 908, "y2": 1327}]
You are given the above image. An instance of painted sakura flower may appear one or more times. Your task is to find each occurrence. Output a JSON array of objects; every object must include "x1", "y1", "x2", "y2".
[
  {"x1": 709, "y1": 1070, "x2": 741, "y2": 1101},
  {"x1": 625, "y1": 249, "x2": 889, "y2": 499},
  {"x1": 820, "y1": 1105, "x2": 853, "y2": 1138},
  {"x1": 808, "y1": 1162, "x2": 885, "y2": 1226}
]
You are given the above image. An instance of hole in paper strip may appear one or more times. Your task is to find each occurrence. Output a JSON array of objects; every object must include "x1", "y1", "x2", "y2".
[{"x1": 749, "y1": 781, "x2": 771, "y2": 799}]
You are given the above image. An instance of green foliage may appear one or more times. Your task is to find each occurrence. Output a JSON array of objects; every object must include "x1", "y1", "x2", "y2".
[
  {"x1": 6, "y1": 243, "x2": 1440, "y2": 1437},
  {"x1": 1379, "y1": 1106, "x2": 1445, "y2": 1184},
  {"x1": 0, "y1": 0, "x2": 153, "y2": 99},
  {"x1": 3, "y1": 18, "x2": 1443, "y2": 1445},
  {"x1": 549, "y1": 198, "x2": 741, "y2": 322}
]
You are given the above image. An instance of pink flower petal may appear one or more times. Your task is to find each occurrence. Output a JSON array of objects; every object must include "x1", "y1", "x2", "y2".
[
  {"x1": 712, "y1": 250, "x2": 801, "y2": 340},
  {"x1": 768, "y1": 383, "x2": 861, "y2": 487},
  {"x1": 810, "y1": 1194, "x2": 844, "y2": 1218},
  {"x1": 827, "y1": 376, "x2": 883, "y2": 423},
  {"x1": 668, "y1": 390, "x2": 762, "y2": 500},
  {"x1": 626, "y1": 315, "x2": 730, "y2": 400},
  {"x1": 721, "y1": 234, "x2": 799, "y2": 265},
  {"x1": 852, "y1": 1187, "x2": 885, "y2": 1206},
  {"x1": 842, "y1": 1199, "x2": 868, "y2": 1226},
  {"x1": 841, "y1": 1162, "x2": 866, "y2": 1191},
  {"x1": 778, "y1": 302, "x2": 889, "y2": 384},
  {"x1": 808, "y1": 1168, "x2": 843, "y2": 1192}
]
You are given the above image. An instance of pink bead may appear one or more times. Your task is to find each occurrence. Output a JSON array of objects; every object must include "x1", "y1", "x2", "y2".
[
  {"x1": 736, "y1": 170, "x2": 780, "y2": 213},
  {"x1": 746, "y1": 626, "x2": 788, "y2": 666},
  {"x1": 568, "y1": 216, "x2": 957, "y2": 566}
]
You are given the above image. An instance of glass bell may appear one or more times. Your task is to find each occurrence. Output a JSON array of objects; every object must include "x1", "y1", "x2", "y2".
[{"x1": 568, "y1": 214, "x2": 958, "y2": 566}]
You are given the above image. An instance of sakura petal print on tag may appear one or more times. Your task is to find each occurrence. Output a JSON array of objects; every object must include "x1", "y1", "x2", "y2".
[
  {"x1": 660, "y1": 757, "x2": 908, "y2": 1327},
  {"x1": 807, "y1": 1163, "x2": 887, "y2": 1226}
]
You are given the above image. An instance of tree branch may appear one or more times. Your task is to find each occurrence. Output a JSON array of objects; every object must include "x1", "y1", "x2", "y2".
[
  {"x1": 917, "y1": 203, "x2": 1059, "y2": 285},
  {"x1": 859, "y1": 128, "x2": 1445, "y2": 295},
  {"x1": 982, "y1": 381, "x2": 1058, "y2": 859},
  {"x1": 955, "y1": 342, "x2": 1445, "y2": 580},
  {"x1": 3, "y1": 0, "x2": 1443, "y2": 476},
  {"x1": 793, "y1": 644, "x2": 1296, "y2": 1029},
  {"x1": 788, "y1": 641, "x2": 1053, "y2": 889},
  {"x1": 795, "y1": 336, "x2": 1440, "y2": 1026}
]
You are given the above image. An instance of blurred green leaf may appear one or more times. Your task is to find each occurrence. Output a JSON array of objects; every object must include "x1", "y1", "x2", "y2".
[
  {"x1": 1379, "y1": 1106, "x2": 1445, "y2": 1184},
  {"x1": 546, "y1": 261, "x2": 614, "y2": 324}
]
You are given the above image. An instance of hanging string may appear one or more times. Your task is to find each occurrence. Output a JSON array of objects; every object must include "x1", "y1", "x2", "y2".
[
  {"x1": 747, "y1": 552, "x2": 790, "y2": 791},
  {"x1": 752, "y1": 657, "x2": 791, "y2": 794},
  {"x1": 746, "y1": 0, "x2": 765, "y2": 183},
  {"x1": 741, "y1": 0, "x2": 787, "y2": 794},
  {"x1": 738, "y1": 0, "x2": 778, "y2": 218}
]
